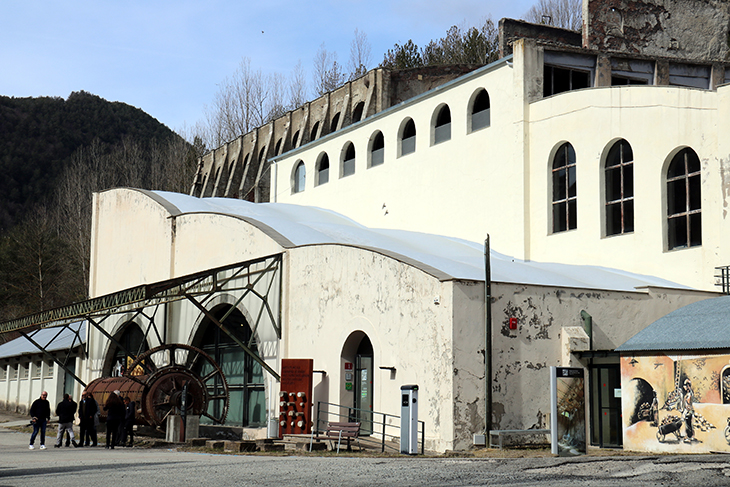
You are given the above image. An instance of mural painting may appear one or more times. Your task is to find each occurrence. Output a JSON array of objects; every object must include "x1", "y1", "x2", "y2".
[{"x1": 621, "y1": 353, "x2": 730, "y2": 453}]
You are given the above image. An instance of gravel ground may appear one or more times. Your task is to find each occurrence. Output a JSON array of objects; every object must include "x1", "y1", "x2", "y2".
[{"x1": 3, "y1": 410, "x2": 730, "y2": 486}]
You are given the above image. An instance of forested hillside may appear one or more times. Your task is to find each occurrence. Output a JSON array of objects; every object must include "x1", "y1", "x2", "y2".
[
  {"x1": 0, "y1": 91, "x2": 182, "y2": 232},
  {"x1": 0, "y1": 91, "x2": 200, "y2": 329}
]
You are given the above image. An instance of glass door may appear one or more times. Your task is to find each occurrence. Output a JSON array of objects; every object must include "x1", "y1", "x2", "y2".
[{"x1": 590, "y1": 365, "x2": 622, "y2": 447}]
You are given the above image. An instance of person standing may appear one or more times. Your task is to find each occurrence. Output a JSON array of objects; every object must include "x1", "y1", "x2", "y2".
[
  {"x1": 120, "y1": 396, "x2": 136, "y2": 447},
  {"x1": 54, "y1": 393, "x2": 78, "y2": 448},
  {"x1": 78, "y1": 390, "x2": 98, "y2": 447},
  {"x1": 29, "y1": 391, "x2": 51, "y2": 450},
  {"x1": 104, "y1": 391, "x2": 124, "y2": 449}
]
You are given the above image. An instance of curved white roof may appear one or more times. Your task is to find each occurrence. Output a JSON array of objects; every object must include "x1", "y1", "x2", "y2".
[{"x1": 139, "y1": 189, "x2": 689, "y2": 292}]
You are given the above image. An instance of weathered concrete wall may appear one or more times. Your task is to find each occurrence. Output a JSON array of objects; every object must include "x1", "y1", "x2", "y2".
[
  {"x1": 500, "y1": 18, "x2": 582, "y2": 58},
  {"x1": 585, "y1": 0, "x2": 730, "y2": 61},
  {"x1": 192, "y1": 67, "x2": 480, "y2": 203}
]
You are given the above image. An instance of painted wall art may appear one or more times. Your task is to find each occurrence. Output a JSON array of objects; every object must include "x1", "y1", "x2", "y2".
[{"x1": 621, "y1": 353, "x2": 730, "y2": 453}]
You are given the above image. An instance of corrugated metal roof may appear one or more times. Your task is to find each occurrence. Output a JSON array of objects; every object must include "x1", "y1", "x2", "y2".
[
  {"x1": 131, "y1": 189, "x2": 690, "y2": 293},
  {"x1": 0, "y1": 321, "x2": 85, "y2": 359},
  {"x1": 616, "y1": 296, "x2": 730, "y2": 352}
]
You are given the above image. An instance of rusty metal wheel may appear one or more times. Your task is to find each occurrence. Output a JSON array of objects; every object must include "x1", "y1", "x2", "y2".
[{"x1": 124, "y1": 344, "x2": 229, "y2": 428}]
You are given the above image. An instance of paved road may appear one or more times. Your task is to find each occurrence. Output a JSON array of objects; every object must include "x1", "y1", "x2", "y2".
[{"x1": 2, "y1": 425, "x2": 730, "y2": 486}]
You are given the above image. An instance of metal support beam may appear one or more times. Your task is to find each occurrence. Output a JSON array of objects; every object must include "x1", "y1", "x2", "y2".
[
  {"x1": 186, "y1": 294, "x2": 280, "y2": 382},
  {"x1": 19, "y1": 331, "x2": 86, "y2": 388}
]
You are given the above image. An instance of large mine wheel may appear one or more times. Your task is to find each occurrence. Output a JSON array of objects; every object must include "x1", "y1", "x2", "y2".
[{"x1": 124, "y1": 343, "x2": 229, "y2": 428}]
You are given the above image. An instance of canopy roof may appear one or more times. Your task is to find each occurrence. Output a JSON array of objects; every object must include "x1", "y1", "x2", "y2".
[
  {"x1": 0, "y1": 321, "x2": 85, "y2": 359},
  {"x1": 617, "y1": 296, "x2": 730, "y2": 352},
  {"x1": 143, "y1": 189, "x2": 689, "y2": 292}
]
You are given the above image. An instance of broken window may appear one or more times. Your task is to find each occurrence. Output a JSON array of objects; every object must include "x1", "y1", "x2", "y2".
[
  {"x1": 470, "y1": 88, "x2": 490, "y2": 132},
  {"x1": 310, "y1": 121, "x2": 320, "y2": 142},
  {"x1": 605, "y1": 139, "x2": 634, "y2": 236},
  {"x1": 543, "y1": 51, "x2": 595, "y2": 97},
  {"x1": 667, "y1": 148, "x2": 701, "y2": 250},
  {"x1": 669, "y1": 63, "x2": 711, "y2": 90},
  {"x1": 316, "y1": 153, "x2": 329, "y2": 186},
  {"x1": 369, "y1": 131, "x2": 384, "y2": 168},
  {"x1": 611, "y1": 58, "x2": 654, "y2": 86},
  {"x1": 552, "y1": 142, "x2": 577, "y2": 233},
  {"x1": 330, "y1": 113, "x2": 340, "y2": 133},
  {"x1": 292, "y1": 130, "x2": 300, "y2": 148},
  {"x1": 352, "y1": 102, "x2": 365, "y2": 123},
  {"x1": 342, "y1": 143, "x2": 356, "y2": 177},
  {"x1": 433, "y1": 104, "x2": 451, "y2": 145},
  {"x1": 400, "y1": 118, "x2": 416, "y2": 156},
  {"x1": 274, "y1": 138, "x2": 283, "y2": 156},
  {"x1": 293, "y1": 161, "x2": 306, "y2": 193}
]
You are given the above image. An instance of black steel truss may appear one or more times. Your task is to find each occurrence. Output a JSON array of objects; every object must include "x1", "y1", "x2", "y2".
[{"x1": 0, "y1": 253, "x2": 283, "y2": 382}]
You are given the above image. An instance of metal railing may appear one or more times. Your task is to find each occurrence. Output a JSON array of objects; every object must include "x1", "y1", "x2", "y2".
[
  {"x1": 716, "y1": 265, "x2": 730, "y2": 295},
  {"x1": 310, "y1": 401, "x2": 425, "y2": 454}
]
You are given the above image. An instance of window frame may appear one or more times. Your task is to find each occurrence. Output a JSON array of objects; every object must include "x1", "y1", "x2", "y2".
[
  {"x1": 398, "y1": 117, "x2": 416, "y2": 157},
  {"x1": 468, "y1": 88, "x2": 491, "y2": 133},
  {"x1": 666, "y1": 147, "x2": 702, "y2": 250},
  {"x1": 604, "y1": 139, "x2": 634, "y2": 237},
  {"x1": 368, "y1": 131, "x2": 385, "y2": 168},
  {"x1": 551, "y1": 142, "x2": 578, "y2": 233},
  {"x1": 292, "y1": 160, "x2": 306, "y2": 194},
  {"x1": 316, "y1": 152, "x2": 330, "y2": 186},
  {"x1": 432, "y1": 103, "x2": 452, "y2": 145}
]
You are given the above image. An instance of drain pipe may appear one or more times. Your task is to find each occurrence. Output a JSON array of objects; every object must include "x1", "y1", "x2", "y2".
[
  {"x1": 580, "y1": 310, "x2": 593, "y2": 350},
  {"x1": 484, "y1": 235, "x2": 492, "y2": 437}
]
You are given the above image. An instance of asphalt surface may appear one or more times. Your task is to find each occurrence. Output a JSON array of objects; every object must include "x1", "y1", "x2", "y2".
[{"x1": 2, "y1": 411, "x2": 730, "y2": 486}]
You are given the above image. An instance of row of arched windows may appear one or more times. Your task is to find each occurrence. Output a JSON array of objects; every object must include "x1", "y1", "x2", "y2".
[
  {"x1": 291, "y1": 88, "x2": 492, "y2": 193},
  {"x1": 551, "y1": 140, "x2": 702, "y2": 250}
]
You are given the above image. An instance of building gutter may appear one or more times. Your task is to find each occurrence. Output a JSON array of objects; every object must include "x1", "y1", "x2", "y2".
[{"x1": 484, "y1": 235, "x2": 492, "y2": 436}]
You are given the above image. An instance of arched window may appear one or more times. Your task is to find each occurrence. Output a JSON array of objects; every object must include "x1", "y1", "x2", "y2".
[
  {"x1": 316, "y1": 153, "x2": 330, "y2": 186},
  {"x1": 292, "y1": 130, "x2": 300, "y2": 148},
  {"x1": 352, "y1": 102, "x2": 365, "y2": 123},
  {"x1": 330, "y1": 113, "x2": 340, "y2": 133},
  {"x1": 310, "y1": 121, "x2": 320, "y2": 142},
  {"x1": 342, "y1": 143, "x2": 356, "y2": 177},
  {"x1": 293, "y1": 161, "x2": 305, "y2": 193},
  {"x1": 107, "y1": 322, "x2": 149, "y2": 377},
  {"x1": 259, "y1": 147, "x2": 267, "y2": 164},
  {"x1": 193, "y1": 304, "x2": 264, "y2": 427},
  {"x1": 667, "y1": 148, "x2": 701, "y2": 249},
  {"x1": 605, "y1": 139, "x2": 634, "y2": 236},
  {"x1": 369, "y1": 131, "x2": 384, "y2": 168},
  {"x1": 552, "y1": 142, "x2": 577, "y2": 233},
  {"x1": 274, "y1": 138, "x2": 283, "y2": 156},
  {"x1": 470, "y1": 89, "x2": 491, "y2": 132},
  {"x1": 399, "y1": 118, "x2": 416, "y2": 157},
  {"x1": 433, "y1": 104, "x2": 451, "y2": 145}
]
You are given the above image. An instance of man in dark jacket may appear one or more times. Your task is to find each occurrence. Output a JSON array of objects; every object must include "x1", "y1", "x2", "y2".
[
  {"x1": 29, "y1": 391, "x2": 51, "y2": 450},
  {"x1": 78, "y1": 389, "x2": 98, "y2": 447},
  {"x1": 54, "y1": 393, "x2": 78, "y2": 447},
  {"x1": 119, "y1": 396, "x2": 136, "y2": 447}
]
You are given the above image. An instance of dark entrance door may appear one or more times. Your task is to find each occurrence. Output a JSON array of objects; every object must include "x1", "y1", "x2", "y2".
[
  {"x1": 590, "y1": 364, "x2": 622, "y2": 447},
  {"x1": 354, "y1": 336, "x2": 373, "y2": 435}
]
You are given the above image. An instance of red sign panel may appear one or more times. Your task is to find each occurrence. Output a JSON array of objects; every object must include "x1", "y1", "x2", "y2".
[{"x1": 278, "y1": 358, "x2": 314, "y2": 437}]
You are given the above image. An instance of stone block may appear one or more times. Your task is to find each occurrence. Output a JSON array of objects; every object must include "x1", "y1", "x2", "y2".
[{"x1": 206, "y1": 440, "x2": 225, "y2": 450}]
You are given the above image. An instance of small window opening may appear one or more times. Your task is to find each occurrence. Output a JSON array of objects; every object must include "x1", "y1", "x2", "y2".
[
  {"x1": 544, "y1": 65, "x2": 590, "y2": 96},
  {"x1": 434, "y1": 105, "x2": 451, "y2": 144},
  {"x1": 294, "y1": 161, "x2": 306, "y2": 193},
  {"x1": 401, "y1": 119, "x2": 416, "y2": 156},
  {"x1": 317, "y1": 154, "x2": 330, "y2": 186},
  {"x1": 342, "y1": 143, "x2": 356, "y2": 177},
  {"x1": 470, "y1": 89, "x2": 491, "y2": 132},
  {"x1": 330, "y1": 113, "x2": 340, "y2": 133},
  {"x1": 310, "y1": 122, "x2": 320, "y2": 142},
  {"x1": 370, "y1": 132, "x2": 384, "y2": 168},
  {"x1": 352, "y1": 102, "x2": 365, "y2": 123}
]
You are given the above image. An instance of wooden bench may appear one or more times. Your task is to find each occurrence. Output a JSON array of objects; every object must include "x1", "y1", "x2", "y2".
[
  {"x1": 489, "y1": 429, "x2": 550, "y2": 449},
  {"x1": 317, "y1": 421, "x2": 361, "y2": 453}
]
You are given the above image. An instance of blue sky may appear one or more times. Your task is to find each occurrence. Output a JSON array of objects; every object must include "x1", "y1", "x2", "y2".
[{"x1": 1, "y1": 1, "x2": 536, "y2": 135}]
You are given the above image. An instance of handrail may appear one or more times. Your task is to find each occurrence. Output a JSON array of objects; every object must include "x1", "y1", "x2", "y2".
[{"x1": 310, "y1": 401, "x2": 425, "y2": 454}]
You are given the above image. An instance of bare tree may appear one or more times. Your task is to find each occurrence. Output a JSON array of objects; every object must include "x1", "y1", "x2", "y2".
[
  {"x1": 289, "y1": 60, "x2": 309, "y2": 109},
  {"x1": 348, "y1": 28, "x2": 372, "y2": 80},
  {"x1": 524, "y1": 0, "x2": 582, "y2": 31},
  {"x1": 313, "y1": 43, "x2": 346, "y2": 96}
]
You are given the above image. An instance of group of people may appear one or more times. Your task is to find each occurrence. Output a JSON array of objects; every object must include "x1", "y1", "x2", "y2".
[{"x1": 28, "y1": 389, "x2": 136, "y2": 450}]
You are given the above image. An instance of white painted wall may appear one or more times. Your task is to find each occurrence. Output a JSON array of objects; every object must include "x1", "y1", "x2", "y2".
[{"x1": 271, "y1": 41, "x2": 730, "y2": 292}]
